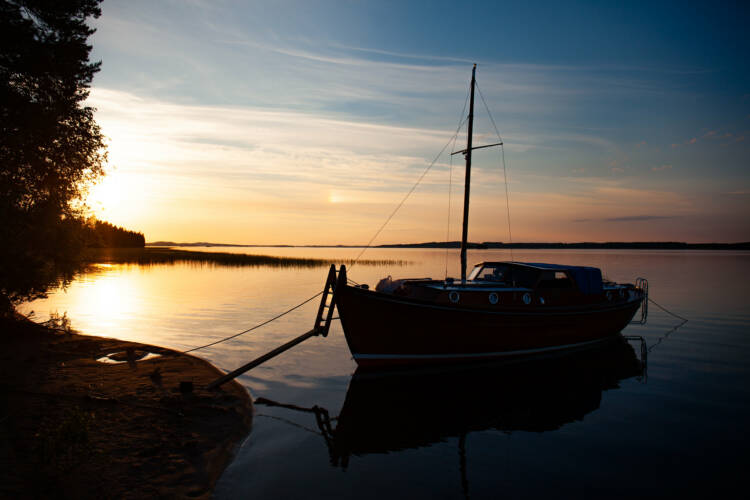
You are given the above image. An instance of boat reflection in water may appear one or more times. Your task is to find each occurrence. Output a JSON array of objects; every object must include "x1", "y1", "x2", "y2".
[{"x1": 257, "y1": 335, "x2": 646, "y2": 470}]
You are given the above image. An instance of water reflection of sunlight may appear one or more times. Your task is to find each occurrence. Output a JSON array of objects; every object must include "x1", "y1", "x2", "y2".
[{"x1": 74, "y1": 268, "x2": 140, "y2": 330}]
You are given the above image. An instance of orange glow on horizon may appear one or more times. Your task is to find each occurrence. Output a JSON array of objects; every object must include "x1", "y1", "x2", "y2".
[{"x1": 82, "y1": 88, "x2": 750, "y2": 245}]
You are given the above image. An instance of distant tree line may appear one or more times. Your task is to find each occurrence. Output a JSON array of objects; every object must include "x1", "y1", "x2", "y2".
[
  {"x1": 87, "y1": 220, "x2": 145, "y2": 248},
  {"x1": 378, "y1": 241, "x2": 750, "y2": 250}
]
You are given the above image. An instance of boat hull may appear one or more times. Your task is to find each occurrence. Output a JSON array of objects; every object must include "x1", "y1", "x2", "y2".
[{"x1": 335, "y1": 282, "x2": 643, "y2": 367}]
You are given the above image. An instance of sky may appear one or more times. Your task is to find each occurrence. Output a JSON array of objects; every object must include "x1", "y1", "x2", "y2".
[{"x1": 84, "y1": 0, "x2": 750, "y2": 244}]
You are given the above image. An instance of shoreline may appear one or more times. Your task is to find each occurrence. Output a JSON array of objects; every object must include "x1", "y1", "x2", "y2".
[
  {"x1": 0, "y1": 315, "x2": 253, "y2": 499},
  {"x1": 146, "y1": 241, "x2": 750, "y2": 250},
  {"x1": 85, "y1": 247, "x2": 404, "y2": 267}
]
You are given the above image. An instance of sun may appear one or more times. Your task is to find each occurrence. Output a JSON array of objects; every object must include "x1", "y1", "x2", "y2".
[
  {"x1": 87, "y1": 175, "x2": 125, "y2": 216},
  {"x1": 328, "y1": 190, "x2": 345, "y2": 203}
]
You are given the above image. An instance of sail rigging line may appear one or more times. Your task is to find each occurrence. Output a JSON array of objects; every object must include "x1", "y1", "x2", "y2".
[
  {"x1": 350, "y1": 93, "x2": 472, "y2": 269},
  {"x1": 445, "y1": 134, "x2": 456, "y2": 279},
  {"x1": 476, "y1": 81, "x2": 514, "y2": 262},
  {"x1": 446, "y1": 92, "x2": 472, "y2": 279},
  {"x1": 181, "y1": 290, "x2": 324, "y2": 353}
]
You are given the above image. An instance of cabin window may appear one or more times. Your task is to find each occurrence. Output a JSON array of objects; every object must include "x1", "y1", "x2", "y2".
[
  {"x1": 469, "y1": 264, "x2": 509, "y2": 282},
  {"x1": 511, "y1": 268, "x2": 539, "y2": 288},
  {"x1": 537, "y1": 271, "x2": 573, "y2": 289},
  {"x1": 468, "y1": 266, "x2": 484, "y2": 281}
]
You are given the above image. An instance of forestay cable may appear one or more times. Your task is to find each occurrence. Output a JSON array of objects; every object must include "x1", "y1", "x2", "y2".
[
  {"x1": 351, "y1": 90, "x2": 472, "y2": 268},
  {"x1": 446, "y1": 93, "x2": 471, "y2": 279}
]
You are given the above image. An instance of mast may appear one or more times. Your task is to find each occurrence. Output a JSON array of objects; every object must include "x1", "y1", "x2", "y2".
[{"x1": 460, "y1": 64, "x2": 476, "y2": 283}]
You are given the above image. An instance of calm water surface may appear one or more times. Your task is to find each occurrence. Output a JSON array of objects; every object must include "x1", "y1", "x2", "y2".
[{"x1": 20, "y1": 248, "x2": 750, "y2": 498}]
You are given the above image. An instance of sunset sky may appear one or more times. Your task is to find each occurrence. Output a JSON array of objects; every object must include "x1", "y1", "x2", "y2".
[{"x1": 85, "y1": 0, "x2": 749, "y2": 244}]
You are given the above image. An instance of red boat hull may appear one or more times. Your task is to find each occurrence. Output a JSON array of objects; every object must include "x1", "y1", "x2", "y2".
[{"x1": 335, "y1": 282, "x2": 643, "y2": 368}]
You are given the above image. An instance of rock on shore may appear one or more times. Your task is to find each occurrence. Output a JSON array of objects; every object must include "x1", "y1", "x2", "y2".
[{"x1": 0, "y1": 316, "x2": 253, "y2": 499}]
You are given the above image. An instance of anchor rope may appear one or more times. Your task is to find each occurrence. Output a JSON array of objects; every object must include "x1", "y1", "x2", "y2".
[
  {"x1": 255, "y1": 413, "x2": 324, "y2": 436},
  {"x1": 647, "y1": 297, "x2": 688, "y2": 323},
  {"x1": 644, "y1": 297, "x2": 688, "y2": 353},
  {"x1": 476, "y1": 81, "x2": 514, "y2": 261},
  {"x1": 181, "y1": 290, "x2": 323, "y2": 353}
]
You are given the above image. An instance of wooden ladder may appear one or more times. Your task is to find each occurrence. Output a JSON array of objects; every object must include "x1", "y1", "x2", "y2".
[{"x1": 314, "y1": 264, "x2": 339, "y2": 337}]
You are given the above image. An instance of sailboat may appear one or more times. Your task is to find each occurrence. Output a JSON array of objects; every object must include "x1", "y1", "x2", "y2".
[{"x1": 329, "y1": 64, "x2": 648, "y2": 368}]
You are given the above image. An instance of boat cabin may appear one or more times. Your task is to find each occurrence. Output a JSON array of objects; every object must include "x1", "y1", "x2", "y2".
[
  {"x1": 373, "y1": 261, "x2": 633, "y2": 308},
  {"x1": 467, "y1": 262, "x2": 603, "y2": 294}
]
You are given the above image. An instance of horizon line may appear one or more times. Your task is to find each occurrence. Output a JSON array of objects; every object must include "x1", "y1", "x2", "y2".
[{"x1": 145, "y1": 240, "x2": 750, "y2": 248}]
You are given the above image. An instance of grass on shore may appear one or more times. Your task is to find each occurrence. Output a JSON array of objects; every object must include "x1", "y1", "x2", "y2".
[{"x1": 85, "y1": 247, "x2": 405, "y2": 268}]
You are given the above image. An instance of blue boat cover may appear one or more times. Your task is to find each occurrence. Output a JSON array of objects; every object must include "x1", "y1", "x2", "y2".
[{"x1": 523, "y1": 262, "x2": 604, "y2": 295}]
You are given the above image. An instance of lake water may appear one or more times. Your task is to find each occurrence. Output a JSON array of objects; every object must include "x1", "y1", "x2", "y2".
[{"x1": 19, "y1": 248, "x2": 750, "y2": 498}]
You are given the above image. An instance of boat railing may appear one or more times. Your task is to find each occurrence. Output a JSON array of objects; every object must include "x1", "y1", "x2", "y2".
[{"x1": 632, "y1": 277, "x2": 649, "y2": 324}]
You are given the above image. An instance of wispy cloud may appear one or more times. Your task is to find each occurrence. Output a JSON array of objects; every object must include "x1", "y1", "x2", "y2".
[
  {"x1": 574, "y1": 215, "x2": 679, "y2": 223},
  {"x1": 328, "y1": 43, "x2": 474, "y2": 65}
]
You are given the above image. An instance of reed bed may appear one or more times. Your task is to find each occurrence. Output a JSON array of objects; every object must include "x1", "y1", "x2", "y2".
[{"x1": 85, "y1": 247, "x2": 405, "y2": 268}]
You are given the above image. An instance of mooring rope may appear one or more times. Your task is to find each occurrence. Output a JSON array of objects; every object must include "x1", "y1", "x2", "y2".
[
  {"x1": 644, "y1": 297, "x2": 688, "y2": 353},
  {"x1": 647, "y1": 297, "x2": 688, "y2": 323},
  {"x1": 254, "y1": 413, "x2": 324, "y2": 436},
  {"x1": 182, "y1": 291, "x2": 323, "y2": 353}
]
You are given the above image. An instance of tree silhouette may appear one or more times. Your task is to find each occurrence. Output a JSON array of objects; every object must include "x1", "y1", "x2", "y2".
[{"x1": 1, "y1": 0, "x2": 107, "y2": 315}]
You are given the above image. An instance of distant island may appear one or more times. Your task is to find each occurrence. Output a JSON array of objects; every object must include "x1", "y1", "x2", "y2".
[{"x1": 147, "y1": 241, "x2": 750, "y2": 250}]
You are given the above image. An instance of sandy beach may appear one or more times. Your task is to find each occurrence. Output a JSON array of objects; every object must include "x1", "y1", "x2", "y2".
[{"x1": 0, "y1": 315, "x2": 253, "y2": 499}]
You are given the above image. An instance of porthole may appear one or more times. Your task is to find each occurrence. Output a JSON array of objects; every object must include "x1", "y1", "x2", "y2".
[
  {"x1": 522, "y1": 293, "x2": 531, "y2": 305},
  {"x1": 606, "y1": 291, "x2": 613, "y2": 301},
  {"x1": 488, "y1": 292, "x2": 499, "y2": 305},
  {"x1": 449, "y1": 291, "x2": 460, "y2": 303},
  {"x1": 619, "y1": 288, "x2": 625, "y2": 298},
  {"x1": 539, "y1": 297, "x2": 545, "y2": 305}
]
